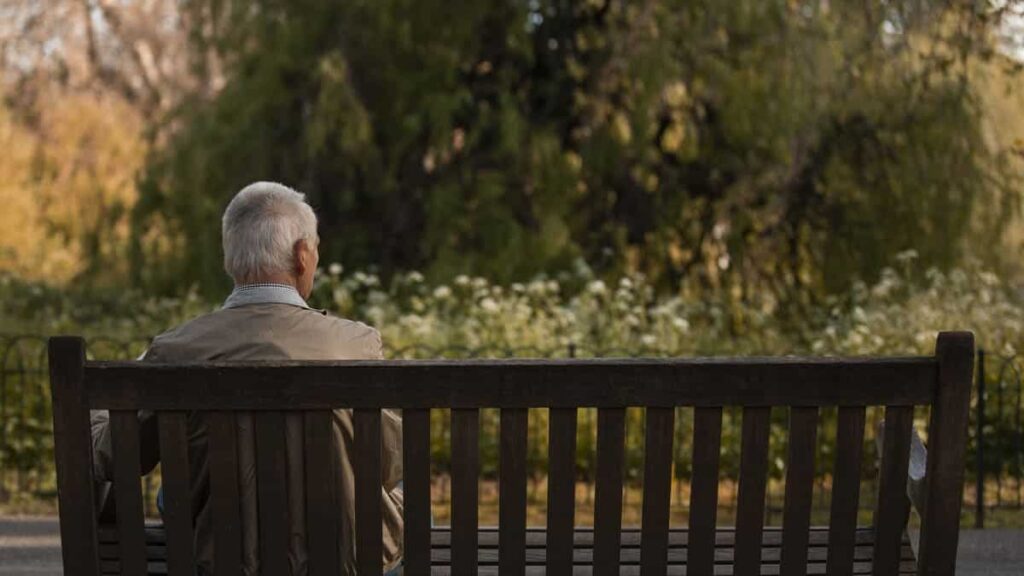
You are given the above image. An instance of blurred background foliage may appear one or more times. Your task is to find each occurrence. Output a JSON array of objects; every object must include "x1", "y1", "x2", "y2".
[
  {"x1": 3, "y1": 0, "x2": 1024, "y2": 521},
  {"x1": 2, "y1": 0, "x2": 1024, "y2": 313}
]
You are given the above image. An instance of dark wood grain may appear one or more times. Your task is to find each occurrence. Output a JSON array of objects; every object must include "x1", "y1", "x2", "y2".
[
  {"x1": 110, "y1": 410, "x2": 147, "y2": 576},
  {"x1": 594, "y1": 407, "x2": 626, "y2": 576},
  {"x1": 917, "y1": 332, "x2": 974, "y2": 576},
  {"x1": 640, "y1": 407, "x2": 675, "y2": 576},
  {"x1": 253, "y1": 411, "x2": 289, "y2": 575},
  {"x1": 157, "y1": 412, "x2": 194, "y2": 576},
  {"x1": 84, "y1": 358, "x2": 938, "y2": 410},
  {"x1": 826, "y1": 407, "x2": 866, "y2": 576},
  {"x1": 872, "y1": 406, "x2": 913, "y2": 576},
  {"x1": 207, "y1": 411, "x2": 242, "y2": 576},
  {"x1": 304, "y1": 411, "x2": 339, "y2": 576},
  {"x1": 47, "y1": 337, "x2": 101, "y2": 576},
  {"x1": 689, "y1": 407, "x2": 723, "y2": 576},
  {"x1": 500, "y1": 408, "x2": 528, "y2": 576},
  {"x1": 56, "y1": 332, "x2": 979, "y2": 576},
  {"x1": 780, "y1": 407, "x2": 818, "y2": 576},
  {"x1": 451, "y1": 408, "x2": 480, "y2": 574},
  {"x1": 403, "y1": 408, "x2": 432, "y2": 574},
  {"x1": 354, "y1": 408, "x2": 383, "y2": 575},
  {"x1": 735, "y1": 407, "x2": 771, "y2": 576},
  {"x1": 546, "y1": 407, "x2": 578, "y2": 575}
]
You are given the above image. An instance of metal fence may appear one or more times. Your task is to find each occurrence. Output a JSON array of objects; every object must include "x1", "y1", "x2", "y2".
[
  {"x1": 1, "y1": 334, "x2": 1021, "y2": 526},
  {"x1": 974, "y1": 349, "x2": 1024, "y2": 527}
]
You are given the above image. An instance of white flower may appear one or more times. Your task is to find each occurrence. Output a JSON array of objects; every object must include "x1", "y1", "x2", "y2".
[
  {"x1": 672, "y1": 317, "x2": 690, "y2": 332},
  {"x1": 641, "y1": 334, "x2": 657, "y2": 346},
  {"x1": 433, "y1": 286, "x2": 452, "y2": 299},
  {"x1": 407, "y1": 271, "x2": 424, "y2": 283},
  {"x1": 480, "y1": 298, "x2": 499, "y2": 313},
  {"x1": 455, "y1": 275, "x2": 470, "y2": 287},
  {"x1": 588, "y1": 280, "x2": 607, "y2": 296},
  {"x1": 328, "y1": 263, "x2": 343, "y2": 276}
]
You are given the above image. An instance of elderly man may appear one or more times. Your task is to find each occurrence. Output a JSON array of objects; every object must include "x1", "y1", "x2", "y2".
[{"x1": 90, "y1": 182, "x2": 403, "y2": 575}]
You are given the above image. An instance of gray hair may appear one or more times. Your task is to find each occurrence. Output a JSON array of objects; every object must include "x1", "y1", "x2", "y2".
[{"x1": 222, "y1": 182, "x2": 318, "y2": 283}]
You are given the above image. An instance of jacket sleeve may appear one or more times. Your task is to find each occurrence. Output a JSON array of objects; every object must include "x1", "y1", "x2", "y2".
[
  {"x1": 381, "y1": 408, "x2": 403, "y2": 492},
  {"x1": 90, "y1": 409, "x2": 161, "y2": 482},
  {"x1": 91, "y1": 347, "x2": 160, "y2": 483}
]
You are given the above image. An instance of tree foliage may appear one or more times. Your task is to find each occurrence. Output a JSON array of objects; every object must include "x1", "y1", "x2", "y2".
[{"x1": 1, "y1": 1, "x2": 1021, "y2": 302}]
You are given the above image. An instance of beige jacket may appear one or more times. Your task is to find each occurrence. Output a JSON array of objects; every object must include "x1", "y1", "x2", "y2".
[{"x1": 91, "y1": 303, "x2": 403, "y2": 575}]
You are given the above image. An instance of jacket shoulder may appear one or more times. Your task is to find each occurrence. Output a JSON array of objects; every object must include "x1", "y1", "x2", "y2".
[{"x1": 311, "y1": 312, "x2": 384, "y2": 359}]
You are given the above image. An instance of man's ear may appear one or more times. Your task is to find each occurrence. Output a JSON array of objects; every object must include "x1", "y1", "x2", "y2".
[{"x1": 294, "y1": 239, "x2": 311, "y2": 277}]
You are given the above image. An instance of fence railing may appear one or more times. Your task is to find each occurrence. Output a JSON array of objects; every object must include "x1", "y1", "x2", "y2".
[
  {"x1": 974, "y1": 349, "x2": 1024, "y2": 527},
  {"x1": 1, "y1": 334, "x2": 1021, "y2": 527}
]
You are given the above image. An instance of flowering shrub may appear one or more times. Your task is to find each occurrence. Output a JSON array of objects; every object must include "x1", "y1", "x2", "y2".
[
  {"x1": 2, "y1": 255, "x2": 1021, "y2": 505},
  {"x1": 306, "y1": 254, "x2": 1020, "y2": 360}
]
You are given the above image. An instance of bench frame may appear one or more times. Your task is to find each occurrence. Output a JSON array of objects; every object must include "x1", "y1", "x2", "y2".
[{"x1": 49, "y1": 332, "x2": 974, "y2": 575}]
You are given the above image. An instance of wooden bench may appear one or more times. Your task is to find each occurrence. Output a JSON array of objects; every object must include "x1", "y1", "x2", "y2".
[{"x1": 49, "y1": 332, "x2": 974, "y2": 575}]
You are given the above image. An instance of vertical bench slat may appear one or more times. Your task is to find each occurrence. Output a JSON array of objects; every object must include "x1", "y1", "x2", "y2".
[
  {"x1": 48, "y1": 337, "x2": 101, "y2": 576},
  {"x1": 304, "y1": 410, "x2": 339, "y2": 576},
  {"x1": 451, "y1": 408, "x2": 480, "y2": 574},
  {"x1": 688, "y1": 407, "x2": 723, "y2": 576},
  {"x1": 110, "y1": 410, "x2": 147, "y2": 576},
  {"x1": 355, "y1": 408, "x2": 383, "y2": 575},
  {"x1": 826, "y1": 406, "x2": 866, "y2": 576},
  {"x1": 208, "y1": 412, "x2": 243, "y2": 576},
  {"x1": 780, "y1": 407, "x2": 818, "y2": 576},
  {"x1": 593, "y1": 407, "x2": 626, "y2": 576},
  {"x1": 546, "y1": 407, "x2": 578, "y2": 575},
  {"x1": 734, "y1": 406, "x2": 771, "y2": 576},
  {"x1": 872, "y1": 406, "x2": 913, "y2": 576},
  {"x1": 640, "y1": 407, "x2": 675, "y2": 576},
  {"x1": 499, "y1": 408, "x2": 528, "y2": 576},
  {"x1": 158, "y1": 412, "x2": 195, "y2": 576},
  {"x1": 403, "y1": 408, "x2": 432, "y2": 574},
  {"x1": 254, "y1": 411, "x2": 290, "y2": 575},
  {"x1": 918, "y1": 332, "x2": 974, "y2": 576}
]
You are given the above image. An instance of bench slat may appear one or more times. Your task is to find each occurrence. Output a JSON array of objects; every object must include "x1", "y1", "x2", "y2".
[
  {"x1": 111, "y1": 410, "x2": 147, "y2": 576},
  {"x1": 99, "y1": 524, "x2": 899, "y2": 548},
  {"x1": 207, "y1": 412, "x2": 242, "y2": 576},
  {"x1": 49, "y1": 337, "x2": 101, "y2": 576},
  {"x1": 689, "y1": 407, "x2": 723, "y2": 576},
  {"x1": 254, "y1": 411, "x2": 289, "y2": 575},
  {"x1": 403, "y1": 408, "x2": 432, "y2": 574},
  {"x1": 826, "y1": 407, "x2": 866, "y2": 576},
  {"x1": 500, "y1": 408, "x2": 529, "y2": 575},
  {"x1": 780, "y1": 407, "x2": 818, "y2": 576},
  {"x1": 452, "y1": 408, "x2": 481, "y2": 574},
  {"x1": 355, "y1": 408, "x2": 383, "y2": 575},
  {"x1": 594, "y1": 407, "x2": 626, "y2": 576},
  {"x1": 304, "y1": 410, "x2": 339, "y2": 576},
  {"x1": 735, "y1": 407, "x2": 771, "y2": 576},
  {"x1": 547, "y1": 407, "x2": 578, "y2": 575},
  {"x1": 640, "y1": 407, "x2": 675, "y2": 575},
  {"x1": 97, "y1": 525, "x2": 917, "y2": 576},
  {"x1": 872, "y1": 406, "x2": 913, "y2": 576},
  {"x1": 84, "y1": 358, "x2": 939, "y2": 410},
  {"x1": 156, "y1": 412, "x2": 194, "y2": 576}
]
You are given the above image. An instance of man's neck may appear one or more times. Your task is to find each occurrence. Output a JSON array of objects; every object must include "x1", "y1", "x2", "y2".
[{"x1": 237, "y1": 273, "x2": 297, "y2": 289}]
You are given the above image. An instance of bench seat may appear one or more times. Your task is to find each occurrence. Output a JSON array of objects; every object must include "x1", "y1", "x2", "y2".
[{"x1": 98, "y1": 524, "x2": 917, "y2": 575}]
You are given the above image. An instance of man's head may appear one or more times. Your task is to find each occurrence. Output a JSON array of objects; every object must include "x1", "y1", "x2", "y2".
[{"x1": 222, "y1": 182, "x2": 319, "y2": 298}]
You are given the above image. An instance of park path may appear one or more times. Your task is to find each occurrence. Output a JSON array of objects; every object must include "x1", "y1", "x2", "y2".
[{"x1": 1, "y1": 516, "x2": 1022, "y2": 575}]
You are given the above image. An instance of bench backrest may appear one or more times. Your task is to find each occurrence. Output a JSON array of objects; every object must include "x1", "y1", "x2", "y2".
[{"x1": 48, "y1": 332, "x2": 974, "y2": 576}]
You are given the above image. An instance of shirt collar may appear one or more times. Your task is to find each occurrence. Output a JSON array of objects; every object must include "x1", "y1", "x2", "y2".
[{"x1": 222, "y1": 282, "x2": 310, "y2": 310}]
